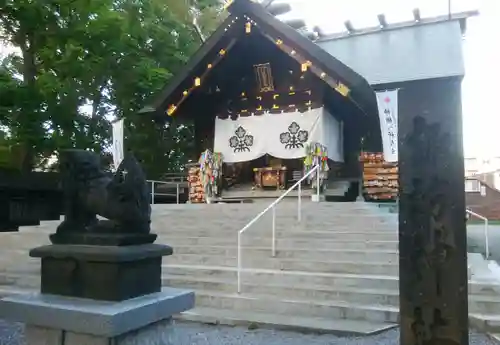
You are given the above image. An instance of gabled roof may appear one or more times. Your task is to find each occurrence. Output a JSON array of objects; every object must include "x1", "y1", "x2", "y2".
[{"x1": 139, "y1": 0, "x2": 377, "y2": 119}]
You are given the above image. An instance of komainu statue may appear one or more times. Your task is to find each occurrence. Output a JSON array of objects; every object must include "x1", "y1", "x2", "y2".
[{"x1": 50, "y1": 149, "x2": 154, "y2": 245}]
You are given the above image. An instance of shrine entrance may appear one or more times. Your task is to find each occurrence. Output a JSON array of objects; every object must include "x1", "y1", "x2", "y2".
[{"x1": 141, "y1": 0, "x2": 470, "y2": 342}]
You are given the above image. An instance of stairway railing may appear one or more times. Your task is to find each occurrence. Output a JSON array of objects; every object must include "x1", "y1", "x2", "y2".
[
  {"x1": 148, "y1": 180, "x2": 184, "y2": 205},
  {"x1": 466, "y1": 209, "x2": 490, "y2": 258},
  {"x1": 237, "y1": 164, "x2": 320, "y2": 293}
]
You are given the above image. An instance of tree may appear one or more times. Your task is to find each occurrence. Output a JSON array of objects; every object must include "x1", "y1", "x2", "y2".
[
  {"x1": 0, "y1": 0, "x2": 223, "y2": 175},
  {"x1": 107, "y1": 0, "x2": 223, "y2": 177}
]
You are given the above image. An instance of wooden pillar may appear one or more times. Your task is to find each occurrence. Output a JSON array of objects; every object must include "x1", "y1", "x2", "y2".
[{"x1": 398, "y1": 77, "x2": 468, "y2": 345}]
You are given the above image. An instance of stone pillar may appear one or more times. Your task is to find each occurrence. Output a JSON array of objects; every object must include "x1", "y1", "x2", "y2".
[{"x1": 398, "y1": 78, "x2": 468, "y2": 345}]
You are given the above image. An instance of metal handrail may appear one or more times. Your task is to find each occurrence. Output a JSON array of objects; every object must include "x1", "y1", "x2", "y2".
[
  {"x1": 148, "y1": 180, "x2": 183, "y2": 205},
  {"x1": 467, "y1": 209, "x2": 490, "y2": 258},
  {"x1": 237, "y1": 164, "x2": 320, "y2": 293}
]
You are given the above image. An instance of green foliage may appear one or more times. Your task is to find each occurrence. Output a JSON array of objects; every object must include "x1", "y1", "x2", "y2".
[{"x1": 0, "y1": 0, "x2": 223, "y2": 174}]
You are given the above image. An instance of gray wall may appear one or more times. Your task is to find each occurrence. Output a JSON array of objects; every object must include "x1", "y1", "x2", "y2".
[{"x1": 317, "y1": 21, "x2": 465, "y2": 85}]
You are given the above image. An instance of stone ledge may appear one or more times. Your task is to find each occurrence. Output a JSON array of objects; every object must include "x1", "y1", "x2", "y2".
[
  {"x1": 0, "y1": 287, "x2": 194, "y2": 337},
  {"x1": 30, "y1": 244, "x2": 172, "y2": 262}
]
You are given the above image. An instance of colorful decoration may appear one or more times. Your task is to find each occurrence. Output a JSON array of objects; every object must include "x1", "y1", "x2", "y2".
[
  {"x1": 257, "y1": 31, "x2": 351, "y2": 98},
  {"x1": 301, "y1": 61, "x2": 311, "y2": 72},
  {"x1": 199, "y1": 150, "x2": 224, "y2": 203},
  {"x1": 223, "y1": 0, "x2": 234, "y2": 10},
  {"x1": 360, "y1": 152, "x2": 398, "y2": 201},
  {"x1": 167, "y1": 105, "x2": 176, "y2": 116},
  {"x1": 304, "y1": 142, "x2": 329, "y2": 190},
  {"x1": 335, "y1": 82, "x2": 350, "y2": 96}
]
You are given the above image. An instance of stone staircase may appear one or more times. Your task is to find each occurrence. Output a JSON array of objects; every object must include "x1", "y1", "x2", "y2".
[{"x1": 1, "y1": 201, "x2": 500, "y2": 335}]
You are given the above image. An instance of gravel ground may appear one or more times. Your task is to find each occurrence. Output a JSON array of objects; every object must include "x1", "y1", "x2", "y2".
[{"x1": 0, "y1": 320, "x2": 497, "y2": 345}]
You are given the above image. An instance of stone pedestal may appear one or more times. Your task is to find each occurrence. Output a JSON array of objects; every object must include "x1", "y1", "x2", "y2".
[
  {"x1": 30, "y1": 244, "x2": 172, "y2": 301},
  {"x1": 0, "y1": 242, "x2": 194, "y2": 344},
  {"x1": 0, "y1": 288, "x2": 194, "y2": 345}
]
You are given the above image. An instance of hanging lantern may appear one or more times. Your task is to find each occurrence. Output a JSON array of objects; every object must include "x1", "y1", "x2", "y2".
[{"x1": 194, "y1": 77, "x2": 201, "y2": 87}]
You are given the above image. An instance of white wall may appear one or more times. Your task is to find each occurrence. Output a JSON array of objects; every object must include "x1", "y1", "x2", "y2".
[{"x1": 317, "y1": 21, "x2": 465, "y2": 85}]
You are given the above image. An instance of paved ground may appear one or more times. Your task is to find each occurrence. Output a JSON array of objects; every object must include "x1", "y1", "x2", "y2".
[{"x1": 0, "y1": 320, "x2": 496, "y2": 345}]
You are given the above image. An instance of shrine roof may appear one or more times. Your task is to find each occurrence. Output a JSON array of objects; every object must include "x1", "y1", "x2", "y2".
[{"x1": 139, "y1": 0, "x2": 377, "y2": 120}]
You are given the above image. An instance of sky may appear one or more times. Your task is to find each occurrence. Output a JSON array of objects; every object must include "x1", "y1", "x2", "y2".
[
  {"x1": 272, "y1": 0, "x2": 500, "y2": 158},
  {"x1": 1, "y1": 0, "x2": 498, "y2": 158}
]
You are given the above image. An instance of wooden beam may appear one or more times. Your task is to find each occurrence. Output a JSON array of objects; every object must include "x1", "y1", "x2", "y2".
[
  {"x1": 344, "y1": 20, "x2": 354, "y2": 32},
  {"x1": 413, "y1": 8, "x2": 421, "y2": 22},
  {"x1": 378, "y1": 14, "x2": 388, "y2": 28},
  {"x1": 267, "y1": 2, "x2": 291, "y2": 16},
  {"x1": 283, "y1": 18, "x2": 307, "y2": 30}
]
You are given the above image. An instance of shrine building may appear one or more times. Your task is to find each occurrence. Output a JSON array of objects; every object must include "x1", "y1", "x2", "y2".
[{"x1": 140, "y1": 0, "x2": 476, "y2": 202}]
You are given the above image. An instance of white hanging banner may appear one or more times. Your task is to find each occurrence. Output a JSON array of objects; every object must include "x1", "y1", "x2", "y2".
[
  {"x1": 112, "y1": 118, "x2": 125, "y2": 170},
  {"x1": 213, "y1": 116, "x2": 267, "y2": 163},
  {"x1": 376, "y1": 90, "x2": 399, "y2": 162}
]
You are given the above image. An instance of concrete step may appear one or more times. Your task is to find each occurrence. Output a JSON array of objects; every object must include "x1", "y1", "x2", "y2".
[
  {"x1": 164, "y1": 275, "x2": 400, "y2": 306},
  {"x1": 162, "y1": 264, "x2": 500, "y2": 296},
  {"x1": 163, "y1": 265, "x2": 401, "y2": 290},
  {"x1": 470, "y1": 313, "x2": 500, "y2": 333},
  {"x1": 193, "y1": 289, "x2": 400, "y2": 323},
  {"x1": 158, "y1": 231, "x2": 398, "y2": 241},
  {"x1": 164, "y1": 255, "x2": 399, "y2": 275},
  {"x1": 158, "y1": 236, "x2": 399, "y2": 250},
  {"x1": 3, "y1": 269, "x2": 500, "y2": 315},
  {"x1": 178, "y1": 307, "x2": 397, "y2": 336},
  {"x1": 169, "y1": 246, "x2": 399, "y2": 262},
  {"x1": 164, "y1": 275, "x2": 500, "y2": 314}
]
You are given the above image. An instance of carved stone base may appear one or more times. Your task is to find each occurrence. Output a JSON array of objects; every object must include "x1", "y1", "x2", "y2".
[
  {"x1": 30, "y1": 244, "x2": 172, "y2": 301},
  {"x1": 49, "y1": 233, "x2": 157, "y2": 246}
]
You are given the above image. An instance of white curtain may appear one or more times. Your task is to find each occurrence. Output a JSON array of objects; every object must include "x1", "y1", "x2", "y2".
[
  {"x1": 213, "y1": 116, "x2": 267, "y2": 163},
  {"x1": 376, "y1": 90, "x2": 399, "y2": 162},
  {"x1": 213, "y1": 108, "x2": 344, "y2": 163},
  {"x1": 318, "y1": 109, "x2": 344, "y2": 162},
  {"x1": 266, "y1": 109, "x2": 322, "y2": 159}
]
